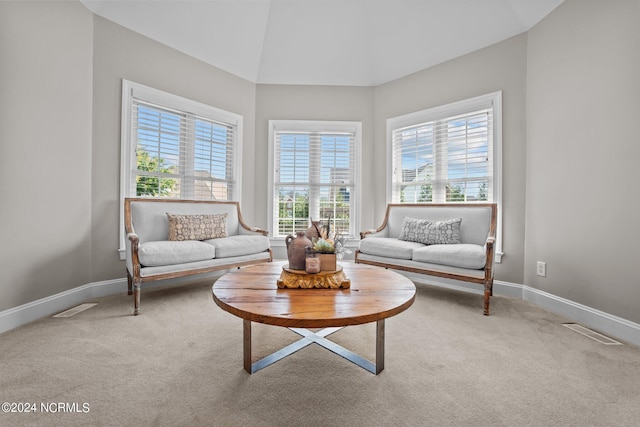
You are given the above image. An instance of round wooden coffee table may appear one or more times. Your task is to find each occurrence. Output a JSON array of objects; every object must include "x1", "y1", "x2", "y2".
[{"x1": 212, "y1": 261, "x2": 416, "y2": 374}]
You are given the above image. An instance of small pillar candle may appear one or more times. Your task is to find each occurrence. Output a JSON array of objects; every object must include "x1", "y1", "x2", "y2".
[
  {"x1": 305, "y1": 248, "x2": 321, "y2": 274},
  {"x1": 305, "y1": 256, "x2": 321, "y2": 274}
]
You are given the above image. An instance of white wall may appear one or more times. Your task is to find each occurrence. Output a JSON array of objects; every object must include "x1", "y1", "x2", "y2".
[
  {"x1": 0, "y1": 1, "x2": 94, "y2": 311},
  {"x1": 526, "y1": 0, "x2": 640, "y2": 323}
]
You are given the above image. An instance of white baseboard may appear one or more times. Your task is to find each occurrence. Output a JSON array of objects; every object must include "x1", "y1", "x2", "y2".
[
  {"x1": 0, "y1": 271, "x2": 234, "y2": 335},
  {"x1": 520, "y1": 285, "x2": 640, "y2": 348},
  {"x1": 403, "y1": 272, "x2": 640, "y2": 348},
  {"x1": 2, "y1": 273, "x2": 640, "y2": 349},
  {"x1": 0, "y1": 278, "x2": 127, "y2": 334}
]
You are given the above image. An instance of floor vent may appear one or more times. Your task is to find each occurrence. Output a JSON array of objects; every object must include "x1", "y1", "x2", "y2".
[
  {"x1": 562, "y1": 323, "x2": 622, "y2": 345},
  {"x1": 53, "y1": 303, "x2": 97, "y2": 318}
]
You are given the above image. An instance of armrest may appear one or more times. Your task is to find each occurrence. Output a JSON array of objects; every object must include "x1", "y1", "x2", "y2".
[
  {"x1": 125, "y1": 233, "x2": 141, "y2": 278},
  {"x1": 484, "y1": 236, "x2": 496, "y2": 279},
  {"x1": 360, "y1": 227, "x2": 389, "y2": 239},
  {"x1": 360, "y1": 229, "x2": 378, "y2": 239},
  {"x1": 249, "y1": 226, "x2": 268, "y2": 236},
  {"x1": 236, "y1": 205, "x2": 269, "y2": 237},
  {"x1": 238, "y1": 225, "x2": 268, "y2": 236},
  {"x1": 360, "y1": 204, "x2": 395, "y2": 239}
]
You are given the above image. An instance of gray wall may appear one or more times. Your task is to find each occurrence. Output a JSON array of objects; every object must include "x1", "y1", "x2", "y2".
[
  {"x1": 1, "y1": 0, "x2": 638, "y2": 326},
  {"x1": 91, "y1": 16, "x2": 258, "y2": 281},
  {"x1": 373, "y1": 34, "x2": 528, "y2": 284},
  {"x1": 254, "y1": 84, "x2": 375, "y2": 237},
  {"x1": 0, "y1": 1, "x2": 94, "y2": 312},
  {"x1": 525, "y1": 0, "x2": 640, "y2": 323}
]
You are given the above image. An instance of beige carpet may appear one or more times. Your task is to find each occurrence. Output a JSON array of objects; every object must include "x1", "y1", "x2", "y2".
[{"x1": 1, "y1": 272, "x2": 640, "y2": 427}]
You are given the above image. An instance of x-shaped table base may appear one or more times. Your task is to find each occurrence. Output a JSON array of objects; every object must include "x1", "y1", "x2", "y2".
[{"x1": 243, "y1": 319, "x2": 385, "y2": 375}]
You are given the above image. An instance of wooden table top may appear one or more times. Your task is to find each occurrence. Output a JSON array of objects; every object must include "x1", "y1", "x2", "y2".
[{"x1": 212, "y1": 261, "x2": 416, "y2": 328}]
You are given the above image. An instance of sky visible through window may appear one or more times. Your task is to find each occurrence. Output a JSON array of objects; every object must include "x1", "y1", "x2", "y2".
[
  {"x1": 137, "y1": 105, "x2": 180, "y2": 171},
  {"x1": 278, "y1": 134, "x2": 351, "y2": 183},
  {"x1": 398, "y1": 111, "x2": 491, "y2": 202},
  {"x1": 135, "y1": 104, "x2": 233, "y2": 199}
]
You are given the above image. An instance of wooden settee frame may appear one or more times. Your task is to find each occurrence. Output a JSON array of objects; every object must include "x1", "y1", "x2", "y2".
[
  {"x1": 124, "y1": 198, "x2": 273, "y2": 315},
  {"x1": 355, "y1": 203, "x2": 497, "y2": 315}
]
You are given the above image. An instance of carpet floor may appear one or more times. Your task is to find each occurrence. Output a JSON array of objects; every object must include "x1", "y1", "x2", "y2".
[{"x1": 1, "y1": 272, "x2": 639, "y2": 427}]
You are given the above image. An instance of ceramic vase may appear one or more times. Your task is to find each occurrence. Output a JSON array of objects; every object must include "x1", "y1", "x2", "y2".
[
  {"x1": 306, "y1": 221, "x2": 323, "y2": 240},
  {"x1": 285, "y1": 231, "x2": 312, "y2": 270}
]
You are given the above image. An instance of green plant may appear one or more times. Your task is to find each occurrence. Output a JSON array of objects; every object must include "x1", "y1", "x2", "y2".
[{"x1": 136, "y1": 147, "x2": 177, "y2": 197}]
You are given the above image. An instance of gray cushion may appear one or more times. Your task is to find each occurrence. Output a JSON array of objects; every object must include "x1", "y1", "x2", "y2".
[
  {"x1": 398, "y1": 216, "x2": 462, "y2": 245},
  {"x1": 412, "y1": 243, "x2": 486, "y2": 269},
  {"x1": 358, "y1": 237, "x2": 424, "y2": 260},
  {"x1": 205, "y1": 235, "x2": 270, "y2": 258},
  {"x1": 138, "y1": 241, "x2": 216, "y2": 267}
]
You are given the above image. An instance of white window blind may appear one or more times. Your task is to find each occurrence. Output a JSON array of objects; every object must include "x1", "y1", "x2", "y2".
[
  {"x1": 271, "y1": 121, "x2": 359, "y2": 239},
  {"x1": 391, "y1": 108, "x2": 493, "y2": 203},
  {"x1": 119, "y1": 80, "x2": 243, "y2": 258},
  {"x1": 132, "y1": 99, "x2": 236, "y2": 200},
  {"x1": 387, "y1": 91, "x2": 503, "y2": 261}
]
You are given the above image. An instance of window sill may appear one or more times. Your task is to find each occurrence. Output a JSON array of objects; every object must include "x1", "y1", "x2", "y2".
[{"x1": 269, "y1": 237, "x2": 359, "y2": 247}]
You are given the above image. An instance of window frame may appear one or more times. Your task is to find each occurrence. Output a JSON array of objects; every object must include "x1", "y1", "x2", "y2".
[
  {"x1": 386, "y1": 92, "x2": 503, "y2": 261},
  {"x1": 118, "y1": 80, "x2": 243, "y2": 258},
  {"x1": 267, "y1": 120, "x2": 362, "y2": 241}
]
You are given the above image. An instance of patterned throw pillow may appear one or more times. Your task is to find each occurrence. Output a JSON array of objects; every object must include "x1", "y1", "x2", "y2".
[
  {"x1": 398, "y1": 216, "x2": 462, "y2": 245},
  {"x1": 166, "y1": 213, "x2": 228, "y2": 241}
]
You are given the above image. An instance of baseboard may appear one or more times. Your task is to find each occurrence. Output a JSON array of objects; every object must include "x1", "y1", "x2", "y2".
[
  {"x1": 2, "y1": 273, "x2": 640, "y2": 349},
  {"x1": 0, "y1": 278, "x2": 127, "y2": 335},
  {"x1": 520, "y1": 286, "x2": 640, "y2": 348},
  {"x1": 405, "y1": 273, "x2": 640, "y2": 348},
  {"x1": 0, "y1": 272, "x2": 231, "y2": 335}
]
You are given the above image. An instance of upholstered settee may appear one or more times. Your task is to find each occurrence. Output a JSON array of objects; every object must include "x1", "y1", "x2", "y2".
[
  {"x1": 124, "y1": 198, "x2": 272, "y2": 315},
  {"x1": 355, "y1": 203, "x2": 497, "y2": 315}
]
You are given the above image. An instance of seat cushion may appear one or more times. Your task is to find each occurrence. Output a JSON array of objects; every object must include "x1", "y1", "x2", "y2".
[
  {"x1": 138, "y1": 241, "x2": 216, "y2": 267},
  {"x1": 205, "y1": 235, "x2": 270, "y2": 258},
  {"x1": 412, "y1": 243, "x2": 486, "y2": 269},
  {"x1": 358, "y1": 237, "x2": 424, "y2": 260}
]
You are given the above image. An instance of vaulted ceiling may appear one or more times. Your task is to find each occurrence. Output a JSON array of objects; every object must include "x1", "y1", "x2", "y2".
[{"x1": 81, "y1": 0, "x2": 564, "y2": 86}]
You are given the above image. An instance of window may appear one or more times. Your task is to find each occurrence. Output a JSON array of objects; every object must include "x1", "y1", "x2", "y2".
[
  {"x1": 268, "y1": 120, "x2": 361, "y2": 239},
  {"x1": 387, "y1": 92, "x2": 503, "y2": 258},
  {"x1": 119, "y1": 80, "x2": 242, "y2": 256},
  {"x1": 121, "y1": 80, "x2": 241, "y2": 201}
]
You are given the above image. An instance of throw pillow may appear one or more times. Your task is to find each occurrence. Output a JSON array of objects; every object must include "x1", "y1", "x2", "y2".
[
  {"x1": 398, "y1": 216, "x2": 432, "y2": 244},
  {"x1": 166, "y1": 213, "x2": 228, "y2": 241},
  {"x1": 398, "y1": 216, "x2": 462, "y2": 245}
]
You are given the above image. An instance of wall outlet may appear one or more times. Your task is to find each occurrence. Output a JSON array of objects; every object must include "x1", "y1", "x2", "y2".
[{"x1": 536, "y1": 261, "x2": 547, "y2": 277}]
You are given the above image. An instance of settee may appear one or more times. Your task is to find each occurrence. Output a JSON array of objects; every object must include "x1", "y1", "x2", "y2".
[
  {"x1": 124, "y1": 198, "x2": 272, "y2": 315},
  {"x1": 355, "y1": 203, "x2": 497, "y2": 315}
]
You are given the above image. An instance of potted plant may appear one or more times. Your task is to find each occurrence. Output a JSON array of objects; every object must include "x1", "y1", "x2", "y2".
[{"x1": 307, "y1": 214, "x2": 351, "y2": 271}]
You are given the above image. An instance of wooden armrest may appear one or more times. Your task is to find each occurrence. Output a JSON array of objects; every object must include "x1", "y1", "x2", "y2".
[
  {"x1": 484, "y1": 236, "x2": 496, "y2": 280},
  {"x1": 126, "y1": 233, "x2": 141, "y2": 273},
  {"x1": 359, "y1": 229, "x2": 378, "y2": 239},
  {"x1": 250, "y1": 227, "x2": 268, "y2": 236}
]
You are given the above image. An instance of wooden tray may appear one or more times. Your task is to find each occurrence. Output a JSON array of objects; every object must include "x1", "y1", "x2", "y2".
[{"x1": 277, "y1": 265, "x2": 350, "y2": 289}]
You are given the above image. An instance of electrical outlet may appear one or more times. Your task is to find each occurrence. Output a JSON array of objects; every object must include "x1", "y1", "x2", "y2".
[{"x1": 536, "y1": 261, "x2": 547, "y2": 277}]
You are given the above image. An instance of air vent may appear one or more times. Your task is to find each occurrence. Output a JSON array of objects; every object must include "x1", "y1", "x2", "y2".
[
  {"x1": 53, "y1": 303, "x2": 97, "y2": 318},
  {"x1": 562, "y1": 323, "x2": 622, "y2": 345}
]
